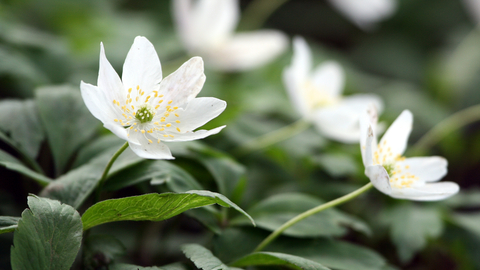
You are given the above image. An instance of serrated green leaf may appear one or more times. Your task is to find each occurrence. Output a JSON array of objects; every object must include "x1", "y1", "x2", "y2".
[
  {"x1": 40, "y1": 146, "x2": 143, "y2": 209},
  {"x1": 0, "y1": 216, "x2": 20, "y2": 234},
  {"x1": 35, "y1": 85, "x2": 100, "y2": 175},
  {"x1": 0, "y1": 148, "x2": 52, "y2": 186},
  {"x1": 0, "y1": 100, "x2": 44, "y2": 159},
  {"x1": 10, "y1": 195, "x2": 83, "y2": 270},
  {"x1": 182, "y1": 244, "x2": 241, "y2": 270},
  {"x1": 232, "y1": 252, "x2": 330, "y2": 270},
  {"x1": 81, "y1": 190, "x2": 254, "y2": 231},
  {"x1": 232, "y1": 193, "x2": 370, "y2": 237},
  {"x1": 382, "y1": 203, "x2": 443, "y2": 263}
]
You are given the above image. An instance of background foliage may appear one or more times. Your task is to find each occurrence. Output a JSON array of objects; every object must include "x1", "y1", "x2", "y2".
[{"x1": 1, "y1": 0, "x2": 480, "y2": 269}]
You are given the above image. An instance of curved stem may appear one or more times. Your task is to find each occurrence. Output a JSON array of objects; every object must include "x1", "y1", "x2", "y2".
[
  {"x1": 95, "y1": 142, "x2": 129, "y2": 201},
  {"x1": 413, "y1": 103, "x2": 480, "y2": 152},
  {"x1": 238, "y1": 0, "x2": 289, "y2": 30},
  {"x1": 233, "y1": 119, "x2": 311, "y2": 157},
  {"x1": 254, "y1": 182, "x2": 374, "y2": 252}
]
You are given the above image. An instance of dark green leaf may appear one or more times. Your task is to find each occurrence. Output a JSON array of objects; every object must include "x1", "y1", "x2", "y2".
[
  {"x1": 41, "y1": 147, "x2": 143, "y2": 209},
  {"x1": 110, "y1": 263, "x2": 187, "y2": 270},
  {"x1": 182, "y1": 244, "x2": 241, "y2": 270},
  {"x1": 105, "y1": 159, "x2": 203, "y2": 193},
  {"x1": 232, "y1": 193, "x2": 370, "y2": 237},
  {"x1": 0, "y1": 149, "x2": 52, "y2": 186},
  {"x1": 232, "y1": 252, "x2": 330, "y2": 270},
  {"x1": 83, "y1": 234, "x2": 126, "y2": 269},
  {"x1": 0, "y1": 100, "x2": 44, "y2": 159},
  {"x1": 452, "y1": 212, "x2": 480, "y2": 237},
  {"x1": 72, "y1": 134, "x2": 124, "y2": 168},
  {"x1": 81, "y1": 190, "x2": 254, "y2": 231},
  {"x1": 382, "y1": 203, "x2": 443, "y2": 263},
  {"x1": 35, "y1": 85, "x2": 100, "y2": 174},
  {"x1": 0, "y1": 216, "x2": 20, "y2": 234},
  {"x1": 10, "y1": 195, "x2": 83, "y2": 270}
]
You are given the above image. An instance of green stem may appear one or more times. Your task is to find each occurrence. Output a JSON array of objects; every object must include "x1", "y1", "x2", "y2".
[
  {"x1": 238, "y1": 0, "x2": 289, "y2": 30},
  {"x1": 412, "y1": 103, "x2": 480, "y2": 152},
  {"x1": 254, "y1": 182, "x2": 374, "y2": 252},
  {"x1": 95, "y1": 142, "x2": 129, "y2": 201},
  {"x1": 233, "y1": 119, "x2": 311, "y2": 157}
]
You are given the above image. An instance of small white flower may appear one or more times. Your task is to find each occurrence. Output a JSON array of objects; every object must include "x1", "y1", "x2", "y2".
[
  {"x1": 360, "y1": 108, "x2": 459, "y2": 201},
  {"x1": 283, "y1": 36, "x2": 383, "y2": 143},
  {"x1": 80, "y1": 36, "x2": 226, "y2": 159},
  {"x1": 327, "y1": 0, "x2": 397, "y2": 30},
  {"x1": 173, "y1": 0, "x2": 288, "y2": 71}
]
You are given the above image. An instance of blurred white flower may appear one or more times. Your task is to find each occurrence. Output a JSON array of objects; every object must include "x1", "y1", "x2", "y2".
[
  {"x1": 80, "y1": 36, "x2": 226, "y2": 159},
  {"x1": 360, "y1": 108, "x2": 459, "y2": 201},
  {"x1": 463, "y1": 0, "x2": 480, "y2": 24},
  {"x1": 328, "y1": 0, "x2": 397, "y2": 30},
  {"x1": 283, "y1": 36, "x2": 383, "y2": 143},
  {"x1": 173, "y1": 0, "x2": 288, "y2": 71}
]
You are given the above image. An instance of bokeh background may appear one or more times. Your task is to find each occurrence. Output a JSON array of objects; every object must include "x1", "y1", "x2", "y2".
[{"x1": 1, "y1": 0, "x2": 480, "y2": 269}]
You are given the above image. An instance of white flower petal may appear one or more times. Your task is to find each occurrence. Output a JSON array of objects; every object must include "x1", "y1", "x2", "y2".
[
  {"x1": 128, "y1": 132, "x2": 174, "y2": 159},
  {"x1": 311, "y1": 61, "x2": 345, "y2": 98},
  {"x1": 328, "y1": 0, "x2": 397, "y2": 30},
  {"x1": 122, "y1": 36, "x2": 162, "y2": 97},
  {"x1": 379, "y1": 110, "x2": 412, "y2": 160},
  {"x1": 283, "y1": 36, "x2": 312, "y2": 118},
  {"x1": 80, "y1": 81, "x2": 130, "y2": 142},
  {"x1": 206, "y1": 30, "x2": 288, "y2": 71},
  {"x1": 162, "y1": 126, "x2": 226, "y2": 142},
  {"x1": 175, "y1": 97, "x2": 226, "y2": 131},
  {"x1": 360, "y1": 104, "x2": 380, "y2": 162},
  {"x1": 397, "y1": 156, "x2": 448, "y2": 182},
  {"x1": 159, "y1": 57, "x2": 206, "y2": 106},
  {"x1": 390, "y1": 182, "x2": 459, "y2": 201},
  {"x1": 365, "y1": 164, "x2": 392, "y2": 195},
  {"x1": 80, "y1": 81, "x2": 114, "y2": 124},
  {"x1": 342, "y1": 94, "x2": 384, "y2": 115},
  {"x1": 98, "y1": 42, "x2": 124, "y2": 104},
  {"x1": 174, "y1": 0, "x2": 239, "y2": 52}
]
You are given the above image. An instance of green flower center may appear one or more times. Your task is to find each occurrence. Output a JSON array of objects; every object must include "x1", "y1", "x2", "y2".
[
  {"x1": 135, "y1": 104, "x2": 155, "y2": 123},
  {"x1": 383, "y1": 163, "x2": 395, "y2": 178}
]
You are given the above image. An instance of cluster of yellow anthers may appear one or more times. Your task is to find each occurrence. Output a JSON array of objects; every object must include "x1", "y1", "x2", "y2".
[
  {"x1": 111, "y1": 85, "x2": 182, "y2": 143},
  {"x1": 373, "y1": 140, "x2": 419, "y2": 189}
]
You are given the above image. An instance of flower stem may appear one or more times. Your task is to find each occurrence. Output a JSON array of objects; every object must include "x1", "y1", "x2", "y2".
[
  {"x1": 233, "y1": 119, "x2": 310, "y2": 157},
  {"x1": 95, "y1": 142, "x2": 129, "y2": 201},
  {"x1": 238, "y1": 0, "x2": 289, "y2": 30},
  {"x1": 253, "y1": 182, "x2": 374, "y2": 252},
  {"x1": 413, "y1": 103, "x2": 480, "y2": 152}
]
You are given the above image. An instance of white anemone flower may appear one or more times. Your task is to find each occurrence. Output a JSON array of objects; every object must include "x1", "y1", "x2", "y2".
[
  {"x1": 327, "y1": 0, "x2": 397, "y2": 30},
  {"x1": 283, "y1": 36, "x2": 383, "y2": 143},
  {"x1": 80, "y1": 36, "x2": 226, "y2": 159},
  {"x1": 360, "y1": 107, "x2": 460, "y2": 201},
  {"x1": 173, "y1": 0, "x2": 288, "y2": 71}
]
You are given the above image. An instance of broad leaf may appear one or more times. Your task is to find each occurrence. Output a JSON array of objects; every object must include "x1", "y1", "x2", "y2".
[
  {"x1": 83, "y1": 234, "x2": 126, "y2": 269},
  {"x1": 110, "y1": 263, "x2": 187, "y2": 270},
  {"x1": 213, "y1": 228, "x2": 386, "y2": 270},
  {"x1": 0, "y1": 149, "x2": 52, "y2": 186},
  {"x1": 382, "y1": 203, "x2": 443, "y2": 263},
  {"x1": 81, "y1": 190, "x2": 254, "y2": 231},
  {"x1": 452, "y1": 212, "x2": 480, "y2": 237},
  {"x1": 105, "y1": 160, "x2": 203, "y2": 193},
  {"x1": 72, "y1": 134, "x2": 124, "y2": 168},
  {"x1": 35, "y1": 85, "x2": 100, "y2": 175},
  {"x1": 232, "y1": 193, "x2": 370, "y2": 237},
  {"x1": 0, "y1": 100, "x2": 44, "y2": 159},
  {"x1": 232, "y1": 252, "x2": 330, "y2": 270},
  {"x1": 0, "y1": 216, "x2": 20, "y2": 234},
  {"x1": 182, "y1": 244, "x2": 241, "y2": 270},
  {"x1": 41, "y1": 146, "x2": 143, "y2": 209},
  {"x1": 10, "y1": 195, "x2": 83, "y2": 270}
]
